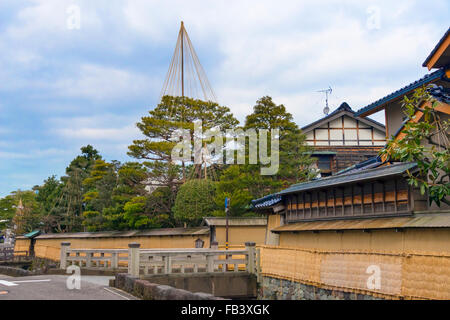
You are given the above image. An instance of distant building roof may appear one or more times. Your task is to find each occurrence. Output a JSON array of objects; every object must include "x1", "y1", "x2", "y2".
[
  {"x1": 17, "y1": 227, "x2": 209, "y2": 239},
  {"x1": 202, "y1": 217, "x2": 267, "y2": 227},
  {"x1": 302, "y1": 102, "x2": 385, "y2": 133},
  {"x1": 272, "y1": 212, "x2": 450, "y2": 233},
  {"x1": 355, "y1": 69, "x2": 445, "y2": 117}
]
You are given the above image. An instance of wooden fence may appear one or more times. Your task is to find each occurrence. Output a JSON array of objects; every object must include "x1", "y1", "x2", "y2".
[{"x1": 259, "y1": 245, "x2": 450, "y2": 300}]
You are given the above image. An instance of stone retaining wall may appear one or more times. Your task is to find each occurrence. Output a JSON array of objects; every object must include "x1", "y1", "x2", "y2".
[{"x1": 258, "y1": 276, "x2": 381, "y2": 300}]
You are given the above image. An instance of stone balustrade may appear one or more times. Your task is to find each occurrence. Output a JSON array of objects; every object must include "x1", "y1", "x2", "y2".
[{"x1": 59, "y1": 242, "x2": 260, "y2": 278}]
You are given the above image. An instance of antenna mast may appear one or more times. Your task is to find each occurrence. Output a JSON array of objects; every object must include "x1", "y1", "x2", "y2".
[{"x1": 318, "y1": 86, "x2": 332, "y2": 115}]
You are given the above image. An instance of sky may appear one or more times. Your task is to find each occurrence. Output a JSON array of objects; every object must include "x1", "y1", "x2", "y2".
[{"x1": 0, "y1": 0, "x2": 448, "y2": 197}]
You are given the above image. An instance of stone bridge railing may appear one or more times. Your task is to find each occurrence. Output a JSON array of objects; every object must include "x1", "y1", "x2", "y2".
[
  {"x1": 0, "y1": 245, "x2": 14, "y2": 261},
  {"x1": 60, "y1": 242, "x2": 260, "y2": 278}
]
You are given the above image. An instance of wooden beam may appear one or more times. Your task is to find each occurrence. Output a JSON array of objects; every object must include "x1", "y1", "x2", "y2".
[
  {"x1": 333, "y1": 188, "x2": 336, "y2": 216},
  {"x1": 394, "y1": 179, "x2": 398, "y2": 212},
  {"x1": 351, "y1": 185, "x2": 355, "y2": 216},
  {"x1": 371, "y1": 182, "x2": 375, "y2": 214},
  {"x1": 356, "y1": 120, "x2": 360, "y2": 146},
  {"x1": 425, "y1": 34, "x2": 450, "y2": 70},
  {"x1": 302, "y1": 192, "x2": 306, "y2": 219},
  {"x1": 360, "y1": 184, "x2": 364, "y2": 214},
  {"x1": 327, "y1": 122, "x2": 331, "y2": 146}
]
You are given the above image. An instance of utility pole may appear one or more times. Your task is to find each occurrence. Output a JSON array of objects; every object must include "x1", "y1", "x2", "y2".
[{"x1": 225, "y1": 197, "x2": 230, "y2": 250}]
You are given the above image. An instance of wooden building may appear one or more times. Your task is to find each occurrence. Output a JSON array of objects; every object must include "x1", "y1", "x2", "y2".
[
  {"x1": 253, "y1": 28, "x2": 450, "y2": 300},
  {"x1": 302, "y1": 102, "x2": 385, "y2": 176}
]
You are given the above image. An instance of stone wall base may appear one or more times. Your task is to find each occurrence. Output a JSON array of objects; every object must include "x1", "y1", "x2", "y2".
[{"x1": 258, "y1": 276, "x2": 382, "y2": 300}]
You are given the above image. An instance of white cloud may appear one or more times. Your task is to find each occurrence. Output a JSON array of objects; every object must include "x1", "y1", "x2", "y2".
[
  {"x1": 50, "y1": 64, "x2": 158, "y2": 101},
  {"x1": 0, "y1": 0, "x2": 448, "y2": 195}
]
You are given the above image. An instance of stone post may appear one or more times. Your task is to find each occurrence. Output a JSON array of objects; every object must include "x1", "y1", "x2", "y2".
[
  {"x1": 206, "y1": 253, "x2": 215, "y2": 273},
  {"x1": 128, "y1": 243, "x2": 141, "y2": 277},
  {"x1": 211, "y1": 241, "x2": 219, "y2": 250},
  {"x1": 86, "y1": 252, "x2": 92, "y2": 268},
  {"x1": 245, "y1": 242, "x2": 256, "y2": 274},
  {"x1": 111, "y1": 252, "x2": 119, "y2": 269},
  {"x1": 60, "y1": 242, "x2": 71, "y2": 270}
]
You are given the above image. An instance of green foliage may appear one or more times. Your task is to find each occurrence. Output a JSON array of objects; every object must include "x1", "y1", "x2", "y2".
[
  {"x1": 173, "y1": 179, "x2": 217, "y2": 226},
  {"x1": 3, "y1": 95, "x2": 320, "y2": 233},
  {"x1": 381, "y1": 86, "x2": 450, "y2": 206},
  {"x1": 48, "y1": 145, "x2": 101, "y2": 232},
  {"x1": 0, "y1": 190, "x2": 42, "y2": 234},
  {"x1": 214, "y1": 96, "x2": 316, "y2": 215},
  {"x1": 123, "y1": 196, "x2": 148, "y2": 228},
  {"x1": 0, "y1": 195, "x2": 17, "y2": 230},
  {"x1": 244, "y1": 96, "x2": 316, "y2": 182}
]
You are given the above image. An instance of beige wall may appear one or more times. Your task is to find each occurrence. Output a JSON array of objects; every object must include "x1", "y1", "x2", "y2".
[
  {"x1": 385, "y1": 101, "x2": 405, "y2": 138},
  {"x1": 265, "y1": 214, "x2": 282, "y2": 245},
  {"x1": 214, "y1": 225, "x2": 266, "y2": 247},
  {"x1": 15, "y1": 234, "x2": 210, "y2": 261},
  {"x1": 279, "y1": 228, "x2": 450, "y2": 253},
  {"x1": 14, "y1": 238, "x2": 30, "y2": 254}
]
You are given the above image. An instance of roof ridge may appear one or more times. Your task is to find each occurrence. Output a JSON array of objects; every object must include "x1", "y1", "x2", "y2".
[{"x1": 355, "y1": 69, "x2": 445, "y2": 116}]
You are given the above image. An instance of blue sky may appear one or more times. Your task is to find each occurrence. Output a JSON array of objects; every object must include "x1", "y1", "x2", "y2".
[{"x1": 0, "y1": 0, "x2": 449, "y2": 196}]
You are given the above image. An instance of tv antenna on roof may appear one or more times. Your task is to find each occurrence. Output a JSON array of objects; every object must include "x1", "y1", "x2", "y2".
[{"x1": 318, "y1": 86, "x2": 332, "y2": 115}]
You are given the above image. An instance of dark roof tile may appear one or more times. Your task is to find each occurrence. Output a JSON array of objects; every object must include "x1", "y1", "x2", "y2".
[{"x1": 355, "y1": 69, "x2": 445, "y2": 117}]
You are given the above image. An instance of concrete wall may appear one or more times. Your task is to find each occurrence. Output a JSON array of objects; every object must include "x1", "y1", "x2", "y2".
[
  {"x1": 142, "y1": 273, "x2": 257, "y2": 299},
  {"x1": 113, "y1": 273, "x2": 224, "y2": 300},
  {"x1": 278, "y1": 228, "x2": 450, "y2": 253}
]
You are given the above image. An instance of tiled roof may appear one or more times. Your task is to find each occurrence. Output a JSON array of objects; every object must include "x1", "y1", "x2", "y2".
[
  {"x1": 277, "y1": 162, "x2": 417, "y2": 195},
  {"x1": 335, "y1": 156, "x2": 384, "y2": 175},
  {"x1": 302, "y1": 102, "x2": 385, "y2": 132},
  {"x1": 252, "y1": 162, "x2": 417, "y2": 208},
  {"x1": 272, "y1": 212, "x2": 450, "y2": 233},
  {"x1": 17, "y1": 227, "x2": 210, "y2": 239},
  {"x1": 389, "y1": 84, "x2": 450, "y2": 140},
  {"x1": 202, "y1": 217, "x2": 267, "y2": 226},
  {"x1": 355, "y1": 69, "x2": 445, "y2": 117},
  {"x1": 428, "y1": 84, "x2": 450, "y2": 104},
  {"x1": 251, "y1": 194, "x2": 283, "y2": 209},
  {"x1": 422, "y1": 27, "x2": 450, "y2": 67}
]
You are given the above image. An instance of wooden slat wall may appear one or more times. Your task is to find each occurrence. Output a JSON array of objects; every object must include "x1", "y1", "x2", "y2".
[{"x1": 285, "y1": 178, "x2": 410, "y2": 221}]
